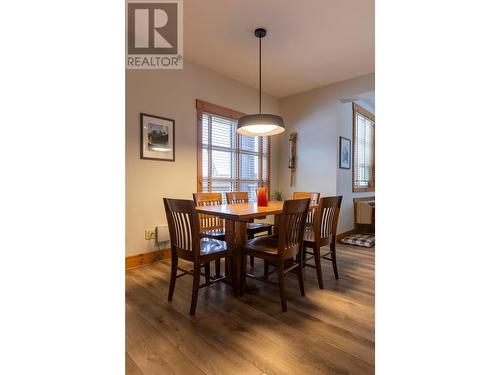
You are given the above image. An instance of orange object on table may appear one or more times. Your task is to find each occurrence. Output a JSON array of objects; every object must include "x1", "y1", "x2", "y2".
[{"x1": 256, "y1": 188, "x2": 268, "y2": 207}]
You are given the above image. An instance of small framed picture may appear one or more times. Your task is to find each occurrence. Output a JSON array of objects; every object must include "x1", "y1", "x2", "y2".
[
  {"x1": 140, "y1": 113, "x2": 175, "y2": 162},
  {"x1": 339, "y1": 136, "x2": 351, "y2": 169}
]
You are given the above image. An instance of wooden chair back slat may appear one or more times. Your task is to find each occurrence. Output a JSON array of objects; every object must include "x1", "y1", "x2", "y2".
[
  {"x1": 226, "y1": 191, "x2": 248, "y2": 204},
  {"x1": 277, "y1": 198, "x2": 310, "y2": 258},
  {"x1": 163, "y1": 198, "x2": 201, "y2": 258},
  {"x1": 293, "y1": 192, "x2": 320, "y2": 226},
  {"x1": 193, "y1": 192, "x2": 224, "y2": 231},
  {"x1": 313, "y1": 196, "x2": 343, "y2": 243}
]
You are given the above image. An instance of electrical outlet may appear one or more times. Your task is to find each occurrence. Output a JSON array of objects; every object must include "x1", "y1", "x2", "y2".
[{"x1": 145, "y1": 229, "x2": 155, "y2": 240}]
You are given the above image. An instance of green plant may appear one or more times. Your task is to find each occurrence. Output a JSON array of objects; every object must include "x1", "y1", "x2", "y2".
[{"x1": 272, "y1": 191, "x2": 283, "y2": 201}]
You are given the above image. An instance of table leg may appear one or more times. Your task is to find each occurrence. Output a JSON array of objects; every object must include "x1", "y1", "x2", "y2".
[
  {"x1": 224, "y1": 219, "x2": 246, "y2": 296},
  {"x1": 225, "y1": 219, "x2": 259, "y2": 295}
]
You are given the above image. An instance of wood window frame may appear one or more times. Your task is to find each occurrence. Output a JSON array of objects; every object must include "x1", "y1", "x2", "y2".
[
  {"x1": 352, "y1": 103, "x2": 375, "y2": 193},
  {"x1": 196, "y1": 99, "x2": 271, "y2": 198}
]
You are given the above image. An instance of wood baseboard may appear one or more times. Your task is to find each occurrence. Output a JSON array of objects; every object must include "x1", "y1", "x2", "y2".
[
  {"x1": 126, "y1": 248, "x2": 171, "y2": 270},
  {"x1": 336, "y1": 230, "x2": 357, "y2": 242}
]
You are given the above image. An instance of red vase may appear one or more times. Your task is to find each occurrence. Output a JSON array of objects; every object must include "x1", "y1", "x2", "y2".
[{"x1": 257, "y1": 187, "x2": 268, "y2": 207}]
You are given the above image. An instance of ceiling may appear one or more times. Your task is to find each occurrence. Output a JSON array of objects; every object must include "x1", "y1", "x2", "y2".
[{"x1": 184, "y1": 0, "x2": 374, "y2": 98}]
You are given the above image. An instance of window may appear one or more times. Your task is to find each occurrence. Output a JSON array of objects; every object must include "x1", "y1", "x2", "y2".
[
  {"x1": 196, "y1": 100, "x2": 270, "y2": 202},
  {"x1": 352, "y1": 103, "x2": 375, "y2": 192}
]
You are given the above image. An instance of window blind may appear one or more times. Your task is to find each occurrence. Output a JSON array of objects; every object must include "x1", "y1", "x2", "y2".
[
  {"x1": 199, "y1": 106, "x2": 270, "y2": 203},
  {"x1": 353, "y1": 103, "x2": 375, "y2": 192}
]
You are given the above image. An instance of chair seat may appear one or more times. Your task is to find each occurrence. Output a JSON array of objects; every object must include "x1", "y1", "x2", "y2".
[
  {"x1": 200, "y1": 228, "x2": 225, "y2": 240},
  {"x1": 243, "y1": 235, "x2": 279, "y2": 255},
  {"x1": 200, "y1": 237, "x2": 228, "y2": 256},
  {"x1": 247, "y1": 222, "x2": 273, "y2": 232}
]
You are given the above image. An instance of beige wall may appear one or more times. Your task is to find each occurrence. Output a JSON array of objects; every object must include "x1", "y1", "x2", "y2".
[
  {"x1": 126, "y1": 61, "x2": 280, "y2": 256},
  {"x1": 276, "y1": 74, "x2": 375, "y2": 233},
  {"x1": 126, "y1": 67, "x2": 374, "y2": 256}
]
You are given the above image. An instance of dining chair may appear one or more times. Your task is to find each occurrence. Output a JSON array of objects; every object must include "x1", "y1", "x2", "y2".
[
  {"x1": 240, "y1": 198, "x2": 310, "y2": 312},
  {"x1": 192, "y1": 192, "x2": 225, "y2": 239},
  {"x1": 193, "y1": 192, "x2": 226, "y2": 277},
  {"x1": 292, "y1": 191, "x2": 320, "y2": 204},
  {"x1": 302, "y1": 196, "x2": 343, "y2": 289},
  {"x1": 293, "y1": 191, "x2": 320, "y2": 230},
  {"x1": 226, "y1": 192, "x2": 273, "y2": 267},
  {"x1": 163, "y1": 198, "x2": 237, "y2": 315}
]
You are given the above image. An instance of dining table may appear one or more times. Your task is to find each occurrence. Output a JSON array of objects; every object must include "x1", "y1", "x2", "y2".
[{"x1": 195, "y1": 200, "x2": 318, "y2": 294}]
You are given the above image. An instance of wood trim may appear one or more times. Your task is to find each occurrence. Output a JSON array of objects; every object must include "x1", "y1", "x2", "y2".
[
  {"x1": 196, "y1": 99, "x2": 271, "y2": 196},
  {"x1": 196, "y1": 100, "x2": 246, "y2": 193},
  {"x1": 353, "y1": 103, "x2": 375, "y2": 121},
  {"x1": 267, "y1": 137, "x2": 271, "y2": 199},
  {"x1": 352, "y1": 104, "x2": 357, "y2": 192},
  {"x1": 196, "y1": 99, "x2": 247, "y2": 120},
  {"x1": 197, "y1": 109, "x2": 203, "y2": 192},
  {"x1": 258, "y1": 136, "x2": 263, "y2": 190},
  {"x1": 352, "y1": 103, "x2": 375, "y2": 193},
  {"x1": 353, "y1": 187, "x2": 375, "y2": 193},
  {"x1": 353, "y1": 196, "x2": 376, "y2": 201},
  {"x1": 257, "y1": 135, "x2": 271, "y2": 199},
  {"x1": 236, "y1": 128, "x2": 241, "y2": 191},
  {"x1": 126, "y1": 248, "x2": 171, "y2": 270}
]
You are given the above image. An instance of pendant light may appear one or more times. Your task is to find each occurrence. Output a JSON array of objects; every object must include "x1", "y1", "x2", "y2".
[{"x1": 237, "y1": 28, "x2": 285, "y2": 136}]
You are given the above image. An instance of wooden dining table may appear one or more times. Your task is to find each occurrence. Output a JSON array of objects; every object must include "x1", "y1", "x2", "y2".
[{"x1": 195, "y1": 200, "x2": 317, "y2": 294}]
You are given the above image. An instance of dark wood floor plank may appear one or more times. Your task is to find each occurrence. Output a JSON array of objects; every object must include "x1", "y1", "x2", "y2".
[
  {"x1": 126, "y1": 304, "x2": 206, "y2": 375},
  {"x1": 126, "y1": 243, "x2": 375, "y2": 375},
  {"x1": 126, "y1": 352, "x2": 144, "y2": 375},
  {"x1": 237, "y1": 290, "x2": 375, "y2": 365},
  {"x1": 133, "y1": 266, "x2": 326, "y2": 375},
  {"x1": 251, "y1": 272, "x2": 375, "y2": 342},
  {"x1": 300, "y1": 339, "x2": 375, "y2": 375},
  {"x1": 126, "y1": 275, "x2": 263, "y2": 375}
]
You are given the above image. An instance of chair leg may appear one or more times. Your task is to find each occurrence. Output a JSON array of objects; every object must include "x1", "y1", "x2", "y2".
[
  {"x1": 267, "y1": 227, "x2": 273, "y2": 236},
  {"x1": 215, "y1": 259, "x2": 221, "y2": 278},
  {"x1": 296, "y1": 254, "x2": 305, "y2": 296},
  {"x1": 230, "y1": 255, "x2": 238, "y2": 297},
  {"x1": 277, "y1": 262, "x2": 287, "y2": 312},
  {"x1": 302, "y1": 243, "x2": 307, "y2": 268},
  {"x1": 240, "y1": 251, "x2": 247, "y2": 296},
  {"x1": 330, "y1": 242, "x2": 339, "y2": 279},
  {"x1": 204, "y1": 262, "x2": 210, "y2": 285},
  {"x1": 264, "y1": 260, "x2": 269, "y2": 278},
  {"x1": 248, "y1": 233, "x2": 255, "y2": 267},
  {"x1": 168, "y1": 253, "x2": 178, "y2": 301},
  {"x1": 313, "y1": 245, "x2": 324, "y2": 289},
  {"x1": 190, "y1": 263, "x2": 201, "y2": 316}
]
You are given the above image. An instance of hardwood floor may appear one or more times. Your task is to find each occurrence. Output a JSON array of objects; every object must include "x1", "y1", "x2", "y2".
[{"x1": 126, "y1": 243, "x2": 375, "y2": 375}]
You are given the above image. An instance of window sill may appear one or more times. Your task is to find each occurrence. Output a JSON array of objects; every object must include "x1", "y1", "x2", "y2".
[{"x1": 353, "y1": 187, "x2": 375, "y2": 193}]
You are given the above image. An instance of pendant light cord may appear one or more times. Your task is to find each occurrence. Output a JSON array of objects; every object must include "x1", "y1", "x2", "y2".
[{"x1": 259, "y1": 36, "x2": 262, "y2": 114}]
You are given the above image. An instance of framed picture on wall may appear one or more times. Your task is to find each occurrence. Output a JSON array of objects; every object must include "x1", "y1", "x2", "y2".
[
  {"x1": 339, "y1": 136, "x2": 351, "y2": 169},
  {"x1": 140, "y1": 113, "x2": 175, "y2": 162}
]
